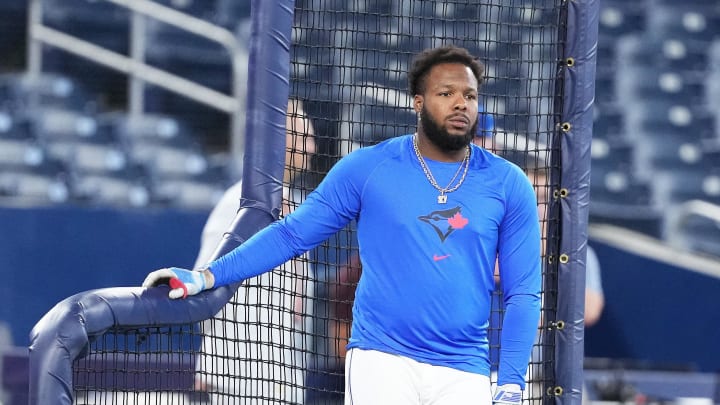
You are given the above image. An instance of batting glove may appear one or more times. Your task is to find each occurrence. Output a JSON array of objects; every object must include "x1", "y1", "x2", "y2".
[
  {"x1": 142, "y1": 267, "x2": 207, "y2": 299},
  {"x1": 493, "y1": 384, "x2": 522, "y2": 405}
]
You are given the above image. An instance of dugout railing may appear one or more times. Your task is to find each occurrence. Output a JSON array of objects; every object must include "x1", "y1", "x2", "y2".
[
  {"x1": 28, "y1": 1, "x2": 598, "y2": 404},
  {"x1": 27, "y1": 0, "x2": 248, "y2": 167}
]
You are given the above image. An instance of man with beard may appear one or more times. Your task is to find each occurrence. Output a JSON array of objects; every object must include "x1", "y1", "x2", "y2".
[{"x1": 143, "y1": 45, "x2": 541, "y2": 405}]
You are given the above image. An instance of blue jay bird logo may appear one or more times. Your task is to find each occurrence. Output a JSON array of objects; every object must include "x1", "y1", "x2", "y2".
[{"x1": 418, "y1": 206, "x2": 468, "y2": 243}]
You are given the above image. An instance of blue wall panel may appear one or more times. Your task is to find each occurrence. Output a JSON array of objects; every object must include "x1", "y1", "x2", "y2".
[
  {"x1": 586, "y1": 240, "x2": 720, "y2": 373},
  {"x1": 0, "y1": 205, "x2": 208, "y2": 346}
]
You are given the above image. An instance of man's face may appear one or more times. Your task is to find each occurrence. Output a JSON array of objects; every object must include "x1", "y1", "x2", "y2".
[
  {"x1": 415, "y1": 62, "x2": 479, "y2": 152},
  {"x1": 284, "y1": 114, "x2": 316, "y2": 184}
]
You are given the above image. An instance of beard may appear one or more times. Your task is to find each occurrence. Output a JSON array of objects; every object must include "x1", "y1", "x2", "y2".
[{"x1": 420, "y1": 106, "x2": 477, "y2": 152}]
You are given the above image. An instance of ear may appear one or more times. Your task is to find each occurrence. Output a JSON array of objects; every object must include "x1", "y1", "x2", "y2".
[{"x1": 413, "y1": 95, "x2": 423, "y2": 114}]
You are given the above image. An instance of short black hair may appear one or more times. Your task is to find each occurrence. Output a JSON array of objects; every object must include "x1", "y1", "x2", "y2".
[{"x1": 408, "y1": 45, "x2": 485, "y2": 96}]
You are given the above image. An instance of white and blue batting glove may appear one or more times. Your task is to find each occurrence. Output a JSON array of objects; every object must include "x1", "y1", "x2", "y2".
[
  {"x1": 493, "y1": 384, "x2": 522, "y2": 405},
  {"x1": 142, "y1": 267, "x2": 207, "y2": 299}
]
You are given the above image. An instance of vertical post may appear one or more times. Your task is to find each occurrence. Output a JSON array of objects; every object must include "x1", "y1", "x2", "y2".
[
  {"x1": 553, "y1": 0, "x2": 599, "y2": 404},
  {"x1": 210, "y1": 0, "x2": 296, "y2": 259},
  {"x1": 128, "y1": 0, "x2": 147, "y2": 120},
  {"x1": 26, "y1": 0, "x2": 42, "y2": 77}
]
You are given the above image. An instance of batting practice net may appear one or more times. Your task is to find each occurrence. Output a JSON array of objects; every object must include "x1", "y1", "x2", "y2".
[{"x1": 29, "y1": 1, "x2": 596, "y2": 404}]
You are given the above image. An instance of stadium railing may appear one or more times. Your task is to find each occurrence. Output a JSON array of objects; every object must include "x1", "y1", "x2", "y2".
[{"x1": 26, "y1": 0, "x2": 248, "y2": 163}]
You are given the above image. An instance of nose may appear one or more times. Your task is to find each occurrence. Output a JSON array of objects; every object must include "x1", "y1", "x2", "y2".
[{"x1": 454, "y1": 95, "x2": 468, "y2": 110}]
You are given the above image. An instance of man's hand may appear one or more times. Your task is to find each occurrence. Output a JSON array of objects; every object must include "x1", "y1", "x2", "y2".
[
  {"x1": 493, "y1": 384, "x2": 522, "y2": 405},
  {"x1": 142, "y1": 267, "x2": 208, "y2": 299}
]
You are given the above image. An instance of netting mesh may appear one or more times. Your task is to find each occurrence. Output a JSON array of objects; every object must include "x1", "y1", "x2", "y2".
[{"x1": 72, "y1": 1, "x2": 566, "y2": 404}]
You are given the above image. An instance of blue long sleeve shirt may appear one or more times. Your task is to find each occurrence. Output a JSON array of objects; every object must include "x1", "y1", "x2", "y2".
[{"x1": 209, "y1": 134, "x2": 541, "y2": 387}]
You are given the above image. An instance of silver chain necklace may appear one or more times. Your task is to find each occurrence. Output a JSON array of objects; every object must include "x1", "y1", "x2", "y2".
[{"x1": 412, "y1": 134, "x2": 471, "y2": 204}]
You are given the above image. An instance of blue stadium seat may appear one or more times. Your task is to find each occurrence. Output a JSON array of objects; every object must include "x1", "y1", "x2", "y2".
[
  {"x1": 152, "y1": 0, "x2": 218, "y2": 22},
  {"x1": 27, "y1": 108, "x2": 137, "y2": 181},
  {"x1": 42, "y1": 0, "x2": 129, "y2": 52},
  {"x1": 706, "y1": 70, "x2": 720, "y2": 110},
  {"x1": 701, "y1": 147, "x2": 720, "y2": 172},
  {"x1": 295, "y1": 0, "x2": 348, "y2": 13},
  {"x1": 291, "y1": 46, "x2": 338, "y2": 99},
  {"x1": 0, "y1": 73, "x2": 96, "y2": 113},
  {"x1": 0, "y1": 157, "x2": 72, "y2": 205},
  {"x1": 633, "y1": 132, "x2": 707, "y2": 180},
  {"x1": 70, "y1": 163, "x2": 154, "y2": 208},
  {"x1": 616, "y1": 66, "x2": 706, "y2": 107},
  {"x1": 646, "y1": 3, "x2": 720, "y2": 42},
  {"x1": 592, "y1": 104, "x2": 626, "y2": 141},
  {"x1": 149, "y1": 172, "x2": 227, "y2": 209},
  {"x1": 624, "y1": 102, "x2": 716, "y2": 143},
  {"x1": 589, "y1": 174, "x2": 663, "y2": 238},
  {"x1": 141, "y1": 16, "x2": 248, "y2": 148},
  {"x1": 616, "y1": 34, "x2": 709, "y2": 74},
  {"x1": 126, "y1": 135, "x2": 209, "y2": 179},
  {"x1": 40, "y1": 0, "x2": 129, "y2": 99},
  {"x1": 337, "y1": 86, "x2": 415, "y2": 152},
  {"x1": 29, "y1": 107, "x2": 99, "y2": 141},
  {"x1": 669, "y1": 212, "x2": 720, "y2": 258},
  {"x1": 651, "y1": 168, "x2": 720, "y2": 208},
  {"x1": 598, "y1": 0, "x2": 647, "y2": 39},
  {"x1": 591, "y1": 137, "x2": 635, "y2": 178},
  {"x1": 97, "y1": 112, "x2": 194, "y2": 146},
  {"x1": 144, "y1": 20, "x2": 234, "y2": 94},
  {"x1": 0, "y1": 110, "x2": 43, "y2": 168}
]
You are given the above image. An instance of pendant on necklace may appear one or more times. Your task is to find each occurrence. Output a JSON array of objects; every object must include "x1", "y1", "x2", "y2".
[{"x1": 438, "y1": 194, "x2": 448, "y2": 204}]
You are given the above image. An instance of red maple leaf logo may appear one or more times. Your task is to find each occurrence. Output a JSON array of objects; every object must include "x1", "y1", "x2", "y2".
[{"x1": 448, "y1": 212, "x2": 468, "y2": 229}]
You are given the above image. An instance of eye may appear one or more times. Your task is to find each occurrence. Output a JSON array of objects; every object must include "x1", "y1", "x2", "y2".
[
  {"x1": 439, "y1": 91, "x2": 451, "y2": 97},
  {"x1": 465, "y1": 94, "x2": 478, "y2": 100}
]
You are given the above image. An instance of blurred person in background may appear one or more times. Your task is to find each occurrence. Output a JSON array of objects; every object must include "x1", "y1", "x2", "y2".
[{"x1": 192, "y1": 98, "x2": 317, "y2": 404}]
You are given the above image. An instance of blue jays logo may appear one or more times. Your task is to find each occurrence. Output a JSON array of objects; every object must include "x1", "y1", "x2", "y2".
[{"x1": 418, "y1": 206, "x2": 469, "y2": 243}]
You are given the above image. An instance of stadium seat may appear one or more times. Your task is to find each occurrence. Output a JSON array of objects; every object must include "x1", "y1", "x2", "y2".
[
  {"x1": 666, "y1": 206, "x2": 720, "y2": 258},
  {"x1": 646, "y1": 3, "x2": 720, "y2": 42},
  {"x1": 633, "y1": 131, "x2": 707, "y2": 181},
  {"x1": 0, "y1": 111, "x2": 43, "y2": 168},
  {"x1": 589, "y1": 175, "x2": 663, "y2": 238},
  {"x1": 42, "y1": 0, "x2": 130, "y2": 52},
  {"x1": 0, "y1": 72, "x2": 96, "y2": 113},
  {"x1": 592, "y1": 104, "x2": 626, "y2": 141},
  {"x1": 615, "y1": 34, "x2": 709, "y2": 74},
  {"x1": 70, "y1": 164, "x2": 154, "y2": 208},
  {"x1": 102, "y1": 112, "x2": 224, "y2": 178},
  {"x1": 591, "y1": 137, "x2": 635, "y2": 178},
  {"x1": 651, "y1": 169, "x2": 720, "y2": 209},
  {"x1": 152, "y1": 0, "x2": 218, "y2": 22},
  {"x1": 623, "y1": 102, "x2": 716, "y2": 143},
  {"x1": 144, "y1": 19, "x2": 235, "y2": 94},
  {"x1": 39, "y1": 0, "x2": 130, "y2": 101},
  {"x1": 337, "y1": 87, "x2": 415, "y2": 154},
  {"x1": 29, "y1": 107, "x2": 99, "y2": 141},
  {"x1": 141, "y1": 16, "x2": 249, "y2": 150},
  {"x1": 0, "y1": 157, "x2": 72, "y2": 205},
  {"x1": 615, "y1": 66, "x2": 706, "y2": 107},
  {"x1": 149, "y1": 173, "x2": 227, "y2": 209},
  {"x1": 291, "y1": 46, "x2": 339, "y2": 99},
  {"x1": 706, "y1": 70, "x2": 720, "y2": 111},
  {"x1": 597, "y1": 0, "x2": 647, "y2": 39},
  {"x1": 701, "y1": 147, "x2": 720, "y2": 172}
]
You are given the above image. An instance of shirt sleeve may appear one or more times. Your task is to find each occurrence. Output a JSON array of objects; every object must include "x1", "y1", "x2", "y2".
[
  {"x1": 585, "y1": 246, "x2": 603, "y2": 295},
  {"x1": 194, "y1": 181, "x2": 243, "y2": 268},
  {"x1": 496, "y1": 168, "x2": 542, "y2": 388},
  {"x1": 208, "y1": 152, "x2": 366, "y2": 287}
]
